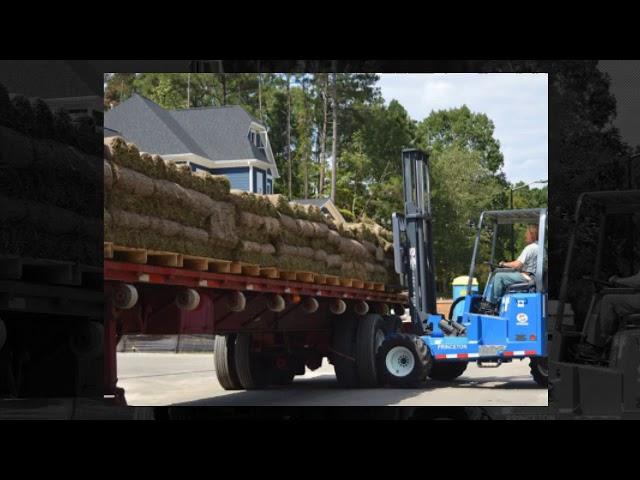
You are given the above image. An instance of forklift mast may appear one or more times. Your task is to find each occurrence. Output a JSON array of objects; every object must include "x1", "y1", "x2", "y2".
[{"x1": 392, "y1": 149, "x2": 438, "y2": 335}]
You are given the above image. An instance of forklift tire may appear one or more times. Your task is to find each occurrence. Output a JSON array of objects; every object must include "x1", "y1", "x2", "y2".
[
  {"x1": 332, "y1": 316, "x2": 359, "y2": 388},
  {"x1": 428, "y1": 361, "x2": 468, "y2": 381},
  {"x1": 214, "y1": 334, "x2": 242, "y2": 390},
  {"x1": 234, "y1": 334, "x2": 269, "y2": 390},
  {"x1": 530, "y1": 357, "x2": 548, "y2": 387},
  {"x1": 377, "y1": 333, "x2": 432, "y2": 388},
  {"x1": 356, "y1": 314, "x2": 386, "y2": 387}
]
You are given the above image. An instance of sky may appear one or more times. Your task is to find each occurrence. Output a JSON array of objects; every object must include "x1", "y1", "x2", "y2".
[{"x1": 377, "y1": 73, "x2": 548, "y2": 186}]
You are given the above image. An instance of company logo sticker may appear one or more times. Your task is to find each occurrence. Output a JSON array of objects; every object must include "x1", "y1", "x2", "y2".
[{"x1": 516, "y1": 313, "x2": 529, "y2": 326}]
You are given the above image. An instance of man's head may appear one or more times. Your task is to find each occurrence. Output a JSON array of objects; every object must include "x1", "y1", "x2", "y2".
[{"x1": 525, "y1": 224, "x2": 539, "y2": 245}]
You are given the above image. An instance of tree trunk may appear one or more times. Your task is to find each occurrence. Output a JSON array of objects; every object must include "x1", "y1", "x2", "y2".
[
  {"x1": 302, "y1": 78, "x2": 309, "y2": 199},
  {"x1": 330, "y1": 69, "x2": 338, "y2": 203},
  {"x1": 258, "y1": 70, "x2": 263, "y2": 123},
  {"x1": 286, "y1": 74, "x2": 292, "y2": 199},
  {"x1": 319, "y1": 74, "x2": 328, "y2": 198},
  {"x1": 221, "y1": 74, "x2": 227, "y2": 105}
]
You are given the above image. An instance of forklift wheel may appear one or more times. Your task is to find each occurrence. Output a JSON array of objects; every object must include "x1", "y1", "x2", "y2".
[
  {"x1": 529, "y1": 357, "x2": 548, "y2": 387},
  {"x1": 428, "y1": 361, "x2": 468, "y2": 381},
  {"x1": 377, "y1": 333, "x2": 432, "y2": 388}
]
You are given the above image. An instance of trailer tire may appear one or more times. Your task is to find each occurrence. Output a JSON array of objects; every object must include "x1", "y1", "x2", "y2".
[
  {"x1": 214, "y1": 335, "x2": 242, "y2": 390},
  {"x1": 377, "y1": 333, "x2": 432, "y2": 388},
  {"x1": 530, "y1": 357, "x2": 548, "y2": 387},
  {"x1": 428, "y1": 360, "x2": 468, "y2": 381},
  {"x1": 332, "y1": 316, "x2": 359, "y2": 388},
  {"x1": 356, "y1": 314, "x2": 386, "y2": 387},
  {"x1": 234, "y1": 334, "x2": 269, "y2": 390}
]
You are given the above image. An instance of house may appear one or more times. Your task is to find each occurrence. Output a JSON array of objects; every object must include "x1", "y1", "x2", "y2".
[
  {"x1": 291, "y1": 198, "x2": 346, "y2": 224},
  {"x1": 104, "y1": 94, "x2": 279, "y2": 194}
]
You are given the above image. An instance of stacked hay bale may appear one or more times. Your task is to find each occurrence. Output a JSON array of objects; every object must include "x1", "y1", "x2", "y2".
[
  {"x1": 0, "y1": 82, "x2": 102, "y2": 265},
  {"x1": 104, "y1": 137, "x2": 398, "y2": 287}
]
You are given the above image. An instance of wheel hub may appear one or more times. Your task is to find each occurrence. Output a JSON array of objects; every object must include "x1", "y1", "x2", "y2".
[{"x1": 386, "y1": 346, "x2": 415, "y2": 378}]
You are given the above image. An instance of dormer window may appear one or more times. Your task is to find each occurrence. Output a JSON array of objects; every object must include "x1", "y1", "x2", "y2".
[{"x1": 248, "y1": 129, "x2": 263, "y2": 148}]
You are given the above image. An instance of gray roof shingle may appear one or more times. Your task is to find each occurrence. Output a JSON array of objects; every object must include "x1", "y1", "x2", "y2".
[
  {"x1": 170, "y1": 106, "x2": 268, "y2": 162},
  {"x1": 104, "y1": 94, "x2": 206, "y2": 157},
  {"x1": 104, "y1": 95, "x2": 275, "y2": 174}
]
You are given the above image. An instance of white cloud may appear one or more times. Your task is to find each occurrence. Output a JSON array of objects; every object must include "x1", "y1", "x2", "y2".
[{"x1": 378, "y1": 73, "x2": 548, "y2": 186}]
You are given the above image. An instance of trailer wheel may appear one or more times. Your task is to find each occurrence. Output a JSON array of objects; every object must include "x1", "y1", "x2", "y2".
[
  {"x1": 428, "y1": 360, "x2": 468, "y2": 381},
  {"x1": 377, "y1": 333, "x2": 432, "y2": 388},
  {"x1": 214, "y1": 335, "x2": 242, "y2": 390},
  {"x1": 356, "y1": 314, "x2": 386, "y2": 387},
  {"x1": 530, "y1": 357, "x2": 548, "y2": 387},
  {"x1": 234, "y1": 334, "x2": 269, "y2": 390},
  {"x1": 332, "y1": 316, "x2": 359, "y2": 387}
]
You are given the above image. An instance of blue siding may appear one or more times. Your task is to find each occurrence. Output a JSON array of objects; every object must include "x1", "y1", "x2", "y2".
[
  {"x1": 266, "y1": 178, "x2": 273, "y2": 194},
  {"x1": 210, "y1": 167, "x2": 250, "y2": 191}
]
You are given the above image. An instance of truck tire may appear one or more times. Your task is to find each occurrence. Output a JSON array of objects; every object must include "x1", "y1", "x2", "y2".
[
  {"x1": 332, "y1": 316, "x2": 359, "y2": 388},
  {"x1": 377, "y1": 333, "x2": 432, "y2": 388},
  {"x1": 530, "y1": 357, "x2": 548, "y2": 387},
  {"x1": 234, "y1": 333, "x2": 269, "y2": 390},
  {"x1": 214, "y1": 334, "x2": 242, "y2": 390},
  {"x1": 356, "y1": 314, "x2": 386, "y2": 387},
  {"x1": 428, "y1": 360, "x2": 468, "y2": 381}
]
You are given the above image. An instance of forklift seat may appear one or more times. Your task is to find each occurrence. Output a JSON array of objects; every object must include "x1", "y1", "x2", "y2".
[{"x1": 505, "y1": 275, "x2": 537, "y2": 294}]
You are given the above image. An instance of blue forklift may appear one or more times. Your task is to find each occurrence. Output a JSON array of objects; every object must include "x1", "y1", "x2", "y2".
[{"x1": 378, "y1": 149, "x2": 548, "y2": 387}]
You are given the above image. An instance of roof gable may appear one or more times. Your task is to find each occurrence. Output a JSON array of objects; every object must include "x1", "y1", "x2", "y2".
[{"x1": 169, "y1": 106, "x2": 267, "y2": 162}]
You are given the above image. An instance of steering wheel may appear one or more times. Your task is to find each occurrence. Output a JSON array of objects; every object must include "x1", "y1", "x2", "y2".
[{"x1": 484, "y1": 261, "x2": 499, "y2": 271}]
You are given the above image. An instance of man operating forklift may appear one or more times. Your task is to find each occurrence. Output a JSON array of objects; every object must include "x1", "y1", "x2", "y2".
[
  {"x1": 572, "y1": 269, "x2": 640, "y2": 361},
  {"x1": 484, "y1": 224, "x2": 542, "y2": 308}
]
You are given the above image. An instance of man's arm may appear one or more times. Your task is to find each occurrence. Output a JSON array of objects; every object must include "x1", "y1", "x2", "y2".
[
  {"x1": 611, "y1": 271, "x2": 640, "y2": 288},
  {"x1": 500, "y1": 259, "x2": 524, "y2": 270}
]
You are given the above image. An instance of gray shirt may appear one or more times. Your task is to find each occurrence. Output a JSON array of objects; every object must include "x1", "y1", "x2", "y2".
[{"x1": 517, "y1": 241, "x2": 540, "y2": 275}]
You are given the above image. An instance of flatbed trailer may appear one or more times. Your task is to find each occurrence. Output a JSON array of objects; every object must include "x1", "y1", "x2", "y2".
[
  {"x1": 104, "y1": 259, "x2": 407, "y2": 402},
  {"x1": 0, "y1": 256, "x2": 103, "y2": 399}
]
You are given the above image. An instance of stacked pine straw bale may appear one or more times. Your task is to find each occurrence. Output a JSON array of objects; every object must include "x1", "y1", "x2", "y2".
[
  {"x1": 0, "y1": 82, "x2": 102, "y2": 265},
  {"x1": 104, "y1": 137, "x2": 398, "y2": 286}
]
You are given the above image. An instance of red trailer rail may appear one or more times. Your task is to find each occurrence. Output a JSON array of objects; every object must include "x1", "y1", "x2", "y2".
[{"x1": 104, "y1": 260, "x2": 407, "y2": 402}]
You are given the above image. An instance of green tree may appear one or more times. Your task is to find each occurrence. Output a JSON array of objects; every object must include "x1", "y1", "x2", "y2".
[{"x1": 416, "y1": 105, "x2": 504, "y2": 173}]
